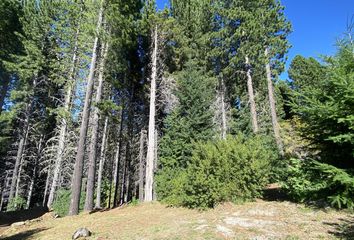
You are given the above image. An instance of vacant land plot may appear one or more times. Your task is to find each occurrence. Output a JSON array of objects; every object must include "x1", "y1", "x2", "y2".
[{"x1": 1, "y1": 200, "x2": 353, "y2": 240}]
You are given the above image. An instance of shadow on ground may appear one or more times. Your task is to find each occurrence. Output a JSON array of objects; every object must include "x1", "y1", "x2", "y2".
[
  {"x1": 0, "y1": 207, "x2": 48, "y2": 227},
  {"x1": 0, "y1": 227, "x2": 48, "y2": 240},
  {"x1": 325, "y1": 216, "x2": 354, "y2": 239},
  {"x1": 262, "y1": 184, "x2": 289, "y2": 201}
]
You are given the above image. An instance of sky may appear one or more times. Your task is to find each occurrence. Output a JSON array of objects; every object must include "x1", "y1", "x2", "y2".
[{"x1": 156, "y1": 0, "x2": 353, "y2": 80}]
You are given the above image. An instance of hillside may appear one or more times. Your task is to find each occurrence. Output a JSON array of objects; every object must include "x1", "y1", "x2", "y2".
[{"x1": 1, "y1": 200, "x2": 353, "y2": 240}]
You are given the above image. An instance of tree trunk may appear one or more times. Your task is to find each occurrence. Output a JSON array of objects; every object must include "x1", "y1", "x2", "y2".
[
  {"x1": 95, "y1": 117, "x2": 109, "y2": 209},
  {"x1": 113, "y1": 108, "x2": 123, "y2": 208},
  {"x1": 26, "y1": 163, "x2": 37, "y2": 209},
  {"x1": 42, "y1": 168, "x2": 51, "y2": 206},
  {"x1": 47, "y1": 20, "x2": 81, "y2": 209},
  {"x1": 69, "y1": 3, "x2": 103, "y2": 216},
  {"x1": 84, "y1": 42, "x2": 108, "y2": 211},
  {"x1": 0, "y1": 72, "x2": 10, "y2": 114},
  {"x1": 152, "y1": 129, "x2": 158, "y2": 201},
  {"x1": 0, "y1": 172, "x2": 9, "y2": 211},
  {"x1": 9, "y1": 101, "x2": 32, "y2": 202},
  {"x1": 220, "y1": 77, "x2": 227, "y2": 139},
  {"x1": 245, "y1": 56, "x2": 259, "y2": 134},
  {"x1": 26, "y1": 136, "x2": 43, "y2": 209},
  {"x1": 119, "y1": 151, "x2": 127, "y2": 205},
  {"x1": 138, "y1": 130, "x2": 146, "y2": 202},
  {"x1": 144, "y1": 25, "x2": 158, "y2": 202},
  {"x1": 14, "y1": 156, "x2": 24, "y2": 203},
  {"x1": 265, "y1": 48, "x2": 284, "y2": 156}
]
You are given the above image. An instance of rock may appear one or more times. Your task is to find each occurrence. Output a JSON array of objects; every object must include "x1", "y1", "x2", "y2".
[
  {"x1": 216, "y1": 225, "x2": 234, "y2": 238},
  {"x1": 11, "y1": 221, "x2": 26, "y2": 227},
  {"x1": 72, "y1": 228, "x2": 91, "y2": 240}
]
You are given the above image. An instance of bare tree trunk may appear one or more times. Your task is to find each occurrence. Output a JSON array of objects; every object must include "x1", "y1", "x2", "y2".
[
  {"x1": 122, "y1": 98, "x2": 134, "y2": 204},
  {"x1": 119, "y1": 152, "x2": 127, "y2": 205},
  {"x1": 112, "y1": 141, "x2": 120, "y2": 196},
  {"x1": 84, "y1": 42, "x2": 108, "y2": 211},
  {"x1": 144, "y1": 25, "x2": 158, "y2": 202},
  {"x1": 95, "y1": 117, "x2": 109, "y2": 209},
  {"x1": 108, "y1": 164, "x2": 113, "y2": 209},
  {"x1": 245, "y1": 56, "x2": 259, "y2": 133},
  {"x1": 14, "y1": 151, "x2": 24, "y2": 201},
  {"x1": 69, "y1": 3, "x2": 103, "y2": 216},
  {"x1": 26, "y1": 164, "x2": 36, "y2": 209},
  {"x1": 0, "y1": 72, "x2": 10, "y2": 114},
  {"x1": 26, "y1": 136, "x2": 43, "y2": 209},
  {"x1": 152, "y1": 129, "x2": 158, "y2": 201},
  {"x1": 265, "y1": 48, "x2": 284, "y2": 156},
  {"x1": 123, "y1": 161, "x2": 130, "y2": 204},
  {"x1": 42, "y1": 168, "x2": 51, "y2": 206},
  {"x1": 138, "y1": 130, "x2": 146, "y2": 202},
  {"x1": 220, "y1": 77, "x2": 227, "y2": 139},
  {"x1": 47, "y1": 21, "x2": 81, "y2": 209},
  {"x1": 113, "y1": 109, "x2": 123, "y2": 208},
  {"x1": 0, "y1": 172, "x2": 9, "y2": 211},
  {"x1": 9, "y1": 102, "x2": 31, "y2": 202}
]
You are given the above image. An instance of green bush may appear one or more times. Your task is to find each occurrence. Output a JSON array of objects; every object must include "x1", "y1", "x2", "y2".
[
  {"x1": 102, "y1": 181, "x2": 116, "y2": 208},
  {"x1": 7, "y1": 196, "x2": 26, "y2": 211},
  {"x1": 52, "y1": 189, "x2": 86, "y2": 217},
  {"x1": 281, "y1": 158, "x2": 354, "y2": 209},
  {"x1": 158, "y1": 134, "x2": 276, "y2": 209}
]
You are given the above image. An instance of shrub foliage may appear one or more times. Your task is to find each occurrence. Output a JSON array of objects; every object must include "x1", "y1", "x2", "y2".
[
  {"x1": 158, "y1": 134, "x2": 276, "y2": 209},
  {"x1": 281, "y1": 158, "x2": 354, "y2": 209},
  {"x1": 7, "y1": 196, "x2": 26, "y2": 211},
  {"x1": 52, "y1": 189, "x2": 86, "y2": 217}
]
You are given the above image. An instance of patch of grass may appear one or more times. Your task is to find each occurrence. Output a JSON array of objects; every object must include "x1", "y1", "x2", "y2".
[{"x1": 0, "y1": 201, "x2": 350, "y2": 240}]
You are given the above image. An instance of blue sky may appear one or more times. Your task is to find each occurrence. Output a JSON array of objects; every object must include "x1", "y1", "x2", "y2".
[{"x1": 156, "y1": 0, "x2": 353, "y2": 80}]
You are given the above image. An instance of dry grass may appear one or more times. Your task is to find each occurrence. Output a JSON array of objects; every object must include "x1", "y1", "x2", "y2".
[{"x1": 0, "y1": 200, "x2": 352, "y2": 240}]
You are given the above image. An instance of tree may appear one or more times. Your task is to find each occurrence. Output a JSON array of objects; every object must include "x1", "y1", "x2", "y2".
[
  {"x1": 69, "y1": 1, "x2": 104, "y2": 216},
  {"x1": 157, "y1": 60, "x2": 216, "y2": 201},
  {"x1": 144, "y1": 25, "x2": 159, "y2": 202},
  {"x1": 259, "y1": 0, "x2": 291, "y2": 155},
  {"x1": 0, "y1": 0, "x2": 22, "y2": 113},
  {"x1": 6, "y1": 0, "x2": 60, "y2": 205},
  {"x1": 84, "y1": 41, "x2": 109, "y2": 211},
  {"x1": 47, "y1": 1, "x2": 84, "y2": 209},
  {"x1": 289, "y1": 33, "x2": 354, "y2": 168},
  {"x1": 288, "y1": 55, "x2": 326, "y2": 90}
]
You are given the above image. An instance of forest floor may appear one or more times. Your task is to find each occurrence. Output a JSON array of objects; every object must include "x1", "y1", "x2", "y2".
[{"x1": 0, "y1": 199, "x2": 353, "y2": 240}]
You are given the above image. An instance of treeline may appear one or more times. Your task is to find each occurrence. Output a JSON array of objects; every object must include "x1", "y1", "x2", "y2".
[{"x1": 0, "y1": 0, "x2": 353, "y2": 214}]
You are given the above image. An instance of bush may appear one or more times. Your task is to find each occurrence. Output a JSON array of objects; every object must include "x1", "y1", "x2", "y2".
[
  {"x1": 52, "y1": 189, "x2": 86, "y2": 217},
  {"x1": 158, "y1": 134, "x2": 276, "y2": 209},
  {"x1": 281, "y1": 158, "x2": 354, "y2": 209},
  {"x1": 7, "y1": 196, "x2": 26, "y2": 211},
  {"x1": 101, "y1": 180, "x2": 114, "y2": 208}
]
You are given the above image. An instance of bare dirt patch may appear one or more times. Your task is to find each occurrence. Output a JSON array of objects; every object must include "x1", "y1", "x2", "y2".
[{"x1": 0, "y1": 200, "x2": 352, "y2": 239}]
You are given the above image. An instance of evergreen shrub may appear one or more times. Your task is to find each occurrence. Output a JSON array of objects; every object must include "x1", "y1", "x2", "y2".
[
  {"x1": 52, "y1": 189, "x2": 86, "y2": 216},
  {"x1": 158, "y1": 134, "x2": 275, "y2": 209}
]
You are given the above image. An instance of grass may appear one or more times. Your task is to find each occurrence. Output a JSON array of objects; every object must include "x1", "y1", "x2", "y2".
[{"x1": 0, "y1": 200, "x2": 352, "y2": 240}]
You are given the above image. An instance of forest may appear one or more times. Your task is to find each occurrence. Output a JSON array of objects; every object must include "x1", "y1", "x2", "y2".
[{"x1": 0, "y1": 0, "x2": 353, "y2": 226}]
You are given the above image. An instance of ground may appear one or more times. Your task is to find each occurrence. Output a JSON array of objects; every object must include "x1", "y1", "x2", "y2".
[{"x1": 0, "y1": 200, "x2": 353, "y2": 240}]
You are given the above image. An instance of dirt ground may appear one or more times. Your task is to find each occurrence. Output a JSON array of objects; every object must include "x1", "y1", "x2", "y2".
[{"x1": 0, "y1": 200, "x2": 353, "y2": 240}]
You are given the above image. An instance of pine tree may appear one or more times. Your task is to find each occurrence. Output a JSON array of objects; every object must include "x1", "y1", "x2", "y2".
[
  {"x1": 0, "y1": 0, "x2": 22, "y2": 113},
  {"x1": 69, "y1": 0, "x2": 104, "y2": 216},
  {"x1": 157, "y1": 60, "x2": 216, "y2": 201},
  {"x1": 47, "y1": 0, "x2": 85, "y2": 209},
  {"x1": 6, "y1": 0, "x2": 60, "y2": 205},
  {"x1": 84, "y1": 41, "x2": 109, "y2": 211},
  {"x1": 289, "y1": 33, "x2": 354, "y2": 168}
]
